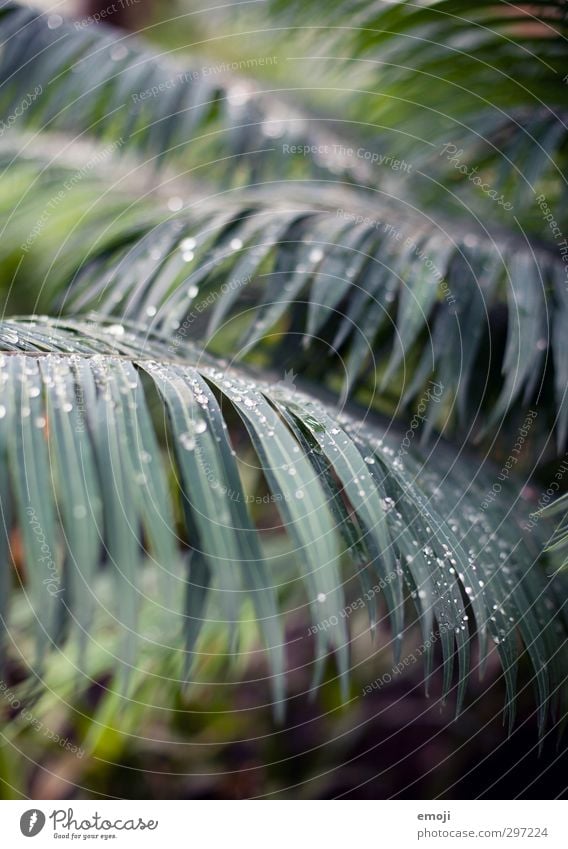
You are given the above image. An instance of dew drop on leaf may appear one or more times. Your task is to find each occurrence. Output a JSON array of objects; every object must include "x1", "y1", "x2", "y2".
[
  {"x1": 107, "y1": 324, "x2": 125, "y2": 337},
  {"x1": 110, "y1": 44, "x2": 128, "y2": 61},
  {"x1": 180, "y1": 432, "x2": 196, "y2": 451}
]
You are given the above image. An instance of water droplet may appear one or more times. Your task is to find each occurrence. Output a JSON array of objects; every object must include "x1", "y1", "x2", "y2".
[
  {"x1": 180, "y1": 432, "x2": 196, "y2": 451},
  {"x1": 227, "y1": 84, "x2": 252, "y2": 106},
  {"x1": 110, "y1": 44, "x2": 128, "y2": 62},
  {"x1": 180, "y1": 237, "x2": 196, "y2": 252},
  {"x1": 230, "y1": 238, "x2": 243, "y2": 251},
  {"x1": 317, "y1": 592, "x2": 326, "y2": 603},
  {"x1": 107, "y1": 324, "x2": 125, "y2": 336}
]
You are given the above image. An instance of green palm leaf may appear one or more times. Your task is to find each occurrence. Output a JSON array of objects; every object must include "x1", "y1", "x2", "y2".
[
  {"x1": 0, "y1": 2, "x2": 371, "y2": 186},
  {"x1": 541, "y1": 492, "x2": 568, "y2": 570},
  {"x1": 61, "y1": 183, "x2": 568, "y2": 449},
  {"x1": 2, "y1": 145, "x2": 567, "y2": 448},
  {"x1": 264, "y1": 0, "x2": 568, "y2": 225},
  {"x1": 271, "y1": 0, "x2": 568, "y2": 187},
  {"x1": 0, "y1": 315, "x2": 566, "y2": 731}
]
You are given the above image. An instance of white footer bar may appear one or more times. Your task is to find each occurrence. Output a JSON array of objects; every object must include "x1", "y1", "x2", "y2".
[{"x1": 1, "y1": 800, "x2": 566, "y2": 847}]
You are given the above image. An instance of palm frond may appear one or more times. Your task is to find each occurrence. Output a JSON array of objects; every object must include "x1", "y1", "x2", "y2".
[
  {"x1": 0, "y1": 2, "x2": 373, "y2": 186},
  {"x1": 264, "y1": 0, "x2": 568, "y2": 223},
  {"x1": 0, "y1": 315, "x2": 567, "y2": 730},
  {"x1": 2, "y1": 144, "x2": 566, "y2": 448},
  {"x1": 541, "y1": 491, "x2": 568, "y2": 569},
  {"x1": 61, "y1": 181, "x2": 568, "y2": 450}
]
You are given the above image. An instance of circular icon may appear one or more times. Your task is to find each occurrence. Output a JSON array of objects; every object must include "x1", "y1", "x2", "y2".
[{"x1": 20, "y1": 810, "x2": 46, "y2": 837}]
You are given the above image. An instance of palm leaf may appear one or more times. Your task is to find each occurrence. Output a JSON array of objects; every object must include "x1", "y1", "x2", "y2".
[
  {"x1": 0, "y1": 2, "x2": 373, "y2": 186},
  {"x1": 3, "y1": 145, "x2": 567, "y2": 448},
  {"x1": 0, "y1": 315, "x2": 566, "y2": 731},
  {"x1": 264, "y1": 0, "x2": 568, "y2": 224},
  {"x1": 60, "y1": 181, "x2": 568, "y2": 449},
  {"x1": 541, "y1": 491, "x2": 568, "y2": 570}
]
